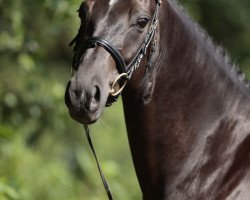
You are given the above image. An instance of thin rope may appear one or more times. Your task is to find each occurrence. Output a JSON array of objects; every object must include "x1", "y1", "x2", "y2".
[{"x1": 83, "y1": 124, "x2": 114, "y2": 200}]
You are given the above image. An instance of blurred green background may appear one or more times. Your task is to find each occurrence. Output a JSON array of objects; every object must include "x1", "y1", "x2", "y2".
[{"x1": 0, "y1": 0, "x2": 250, "y2": 199}]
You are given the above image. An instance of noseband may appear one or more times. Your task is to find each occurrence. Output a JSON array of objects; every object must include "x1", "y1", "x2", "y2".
[{"x1": 72, "y1": 0, "x2": 161, "y2": 106}]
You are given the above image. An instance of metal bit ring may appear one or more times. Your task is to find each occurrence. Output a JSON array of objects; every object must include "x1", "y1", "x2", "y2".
[{"x1": 109, "y1": 73, "x2": 128, "y2": 97}]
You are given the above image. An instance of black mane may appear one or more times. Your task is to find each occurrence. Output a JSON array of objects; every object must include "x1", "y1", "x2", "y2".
[{"x1": 170, "y1": 0, "x2": 250, "y2": 89}]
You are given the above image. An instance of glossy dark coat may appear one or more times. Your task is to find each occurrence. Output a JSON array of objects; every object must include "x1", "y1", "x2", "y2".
[{"x1": 65, "y1": 0, "x2": 250, "y2": 199}]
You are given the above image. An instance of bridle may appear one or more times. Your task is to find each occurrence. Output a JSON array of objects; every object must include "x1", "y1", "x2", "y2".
[
  {"x1": 70, "y1": 1, "x2": 161, "y2": 199},
  {"x1": 71, "y1": 0, "x2": 161, "y2": 106}
]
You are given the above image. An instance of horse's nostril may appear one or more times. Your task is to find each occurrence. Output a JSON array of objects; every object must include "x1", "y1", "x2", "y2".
[
  {"x1": 65, "y1": 81, "x2": 101, "y2": 113},
  {"x1": 88, "y1": 86, "x2": 101, "y2": 112},
  {"x1": 74, "y1": 89, "x2": 80, "y2": 98},
  {"x1": 94, "y1": 86, "x2": 101, "y2": 102},
  {"x1": 65, "y1": 81, "x2": 73, "y2": 108}
]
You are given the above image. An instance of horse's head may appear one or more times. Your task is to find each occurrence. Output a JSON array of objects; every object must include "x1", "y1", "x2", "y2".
[{"x1": 65, "y1": 0, "x2": 160, "y2": 124}]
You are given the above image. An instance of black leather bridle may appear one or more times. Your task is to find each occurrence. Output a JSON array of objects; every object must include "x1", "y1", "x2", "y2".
[
  {"x1": 71, "y1": 0, "x2": 161, "y2": 106},
  {"x1": 70, "y1": 1, "x2": 161, "y2": 200}
]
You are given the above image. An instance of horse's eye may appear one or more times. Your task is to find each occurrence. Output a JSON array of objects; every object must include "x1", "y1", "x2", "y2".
[{"x1": 137, "y1": 17, "x2": 149, "y2": 29}]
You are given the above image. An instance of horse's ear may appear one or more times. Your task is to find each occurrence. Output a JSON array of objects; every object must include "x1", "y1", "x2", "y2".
[
  {"x1": 78, "y1": 2, "x2": 90, "y2": 38},
  {"x1": 69, "y1": 2, "x2": 91, "y2": 68},
  {"x1": 78, "y1": 2, "x2": 88, "y2": 21},
  {"x1": 69, "y1": 2, "x2": 88, "y2": 46}
]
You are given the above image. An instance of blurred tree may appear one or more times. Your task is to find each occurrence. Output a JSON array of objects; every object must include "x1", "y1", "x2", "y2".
[{"x1": 0, "y1": 0, "x2": 249, "y2": 199}]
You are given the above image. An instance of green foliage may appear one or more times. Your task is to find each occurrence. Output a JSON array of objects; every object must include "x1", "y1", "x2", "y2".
[{"x1": 0, "y1": 0, "x2": 250, "y2": 199}]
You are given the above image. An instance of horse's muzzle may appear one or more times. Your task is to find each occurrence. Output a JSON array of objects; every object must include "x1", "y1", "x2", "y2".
[{"x1": 65, "y1": 80, "x2": 101, "y2": 124}]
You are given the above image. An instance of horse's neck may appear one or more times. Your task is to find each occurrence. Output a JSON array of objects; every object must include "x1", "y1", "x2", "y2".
[{"x1": 122, "y1": 1, "x2": 250, "y2": 199}]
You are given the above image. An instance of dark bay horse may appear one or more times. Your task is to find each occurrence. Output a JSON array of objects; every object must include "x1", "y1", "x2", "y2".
[{"x1": 65, "y1": 0, "x2": 250, "y2": 199}]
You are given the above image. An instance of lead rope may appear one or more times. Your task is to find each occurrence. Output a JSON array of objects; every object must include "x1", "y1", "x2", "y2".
[{"x1": 83, "y1": 125, "x2": 114, "y2": 200}]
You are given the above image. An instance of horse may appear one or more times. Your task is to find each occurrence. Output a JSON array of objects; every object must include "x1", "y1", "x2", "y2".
[{"x1": 64, "y1": 0, "x2": 250, "y2": 199}]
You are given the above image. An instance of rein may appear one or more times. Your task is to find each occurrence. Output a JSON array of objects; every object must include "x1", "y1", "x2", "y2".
[
  {"x1": 84, "y1": 125, "x2": 114, "y2": 200},
  {"x1": 71, "y1": 1, "x2": 161, "y2": 199}
]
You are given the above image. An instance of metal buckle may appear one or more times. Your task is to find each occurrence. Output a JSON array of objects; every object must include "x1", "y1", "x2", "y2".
[{"x1": 109, "y1": 73, "x2": 128, "y2": 97}]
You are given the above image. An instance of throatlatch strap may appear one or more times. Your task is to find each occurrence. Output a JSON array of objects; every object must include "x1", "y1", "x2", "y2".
[{"x1": 83, "y1": 125, "x2": 114, "y2": 200}]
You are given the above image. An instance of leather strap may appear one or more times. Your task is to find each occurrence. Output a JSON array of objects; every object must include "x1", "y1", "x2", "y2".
[
  {"x1": 84, "y1": 125, "x2": 114, "y2": 200},
  {"x1": 74, "y1": 37, "x2": 126, "y2": 74}
]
